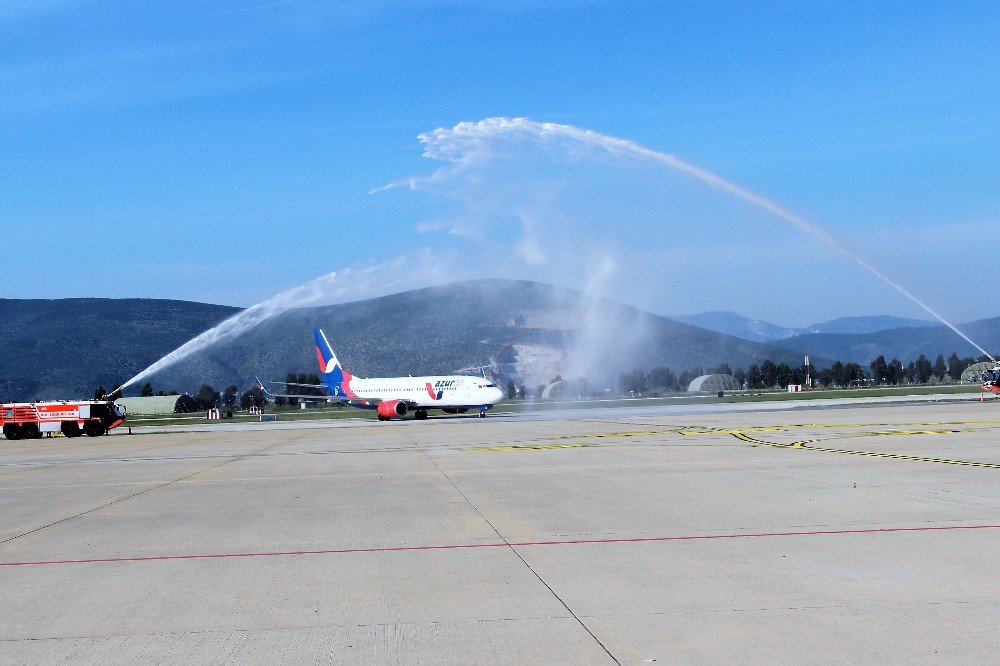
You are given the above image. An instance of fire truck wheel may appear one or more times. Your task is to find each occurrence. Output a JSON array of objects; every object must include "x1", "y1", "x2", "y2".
[
  {"x1": 61, "y1": 421, "x2": 82, "y2": 438},
  {"x1": 22, "y1": 423, "x2": 42, "y2": 439},
  {"x1": 2, "y1": 424, "x2": 23, "y2": 440},
  {"x1": 83, "y1": 421, "x2": 104, "y2": 437}
]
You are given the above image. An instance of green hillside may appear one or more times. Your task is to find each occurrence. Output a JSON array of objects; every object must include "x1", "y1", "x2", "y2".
[
  {"x1": 0, "y1": 298, "x2": 238, "y2": 401},
  {"x1": 0, "y1": 281, "x2": 806, "y2": 401},
  {"x1": 145, "y1": 280, "x2": 806, "y2": 395}
]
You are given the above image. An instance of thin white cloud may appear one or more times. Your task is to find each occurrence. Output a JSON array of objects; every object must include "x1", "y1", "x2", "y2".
[{"x1": 0, "y1": 0, "x2": 79, "y2": 21}]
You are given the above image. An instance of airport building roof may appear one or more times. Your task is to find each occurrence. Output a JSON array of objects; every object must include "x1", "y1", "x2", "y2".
[
  {"x1": 687, "y1": 374, "x2": 741, "y2": 393},
  {"x1": 961, "y1": 362, "x2": 995, "y2": 383}
]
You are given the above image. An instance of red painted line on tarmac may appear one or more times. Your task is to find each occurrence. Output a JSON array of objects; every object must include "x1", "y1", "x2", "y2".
[{"x1": 3, "y1": 523, "x2": 999, "y2": 568}]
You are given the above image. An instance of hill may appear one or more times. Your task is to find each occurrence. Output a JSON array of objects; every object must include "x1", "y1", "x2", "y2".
[
  {"x1": 0, "y1": 298, "x2": 238, "y2": 401},
  {"x1": 669, "y1": 311, "x2": 798, "y2": 342},
  {"x1": 0, "y1": 281, "x2": 805, "y2": 401},
  {"x1": 803, "y1": 315, "x2": 935, "y2": 336},
  {"x1": 146, "y1": 280, "x2": 808, "y2": 396},
  {"x1": 672, "y1": 311, "x2": 936, "y2": 342},
  {"x1": 769, "y1": 317, "x2": 1000, "y2": 365}
]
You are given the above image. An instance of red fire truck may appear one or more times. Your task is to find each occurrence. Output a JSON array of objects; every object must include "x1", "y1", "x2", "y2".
[{"x1": 1, "y1": 401, "x2": 125, "y2": 440}]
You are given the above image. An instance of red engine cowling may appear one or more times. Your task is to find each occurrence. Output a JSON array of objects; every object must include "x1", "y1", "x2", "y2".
[{"x1": 376, "y1": 400, "x2": 408, "y2": 419}]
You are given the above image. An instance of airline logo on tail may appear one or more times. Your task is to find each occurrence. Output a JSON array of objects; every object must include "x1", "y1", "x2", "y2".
[
  {"x1": 315, "y1": 328, "x2": 355, "y2": 397},
  {"x1": 314, "y1": 328, "x2": 340, "y2": 374}
]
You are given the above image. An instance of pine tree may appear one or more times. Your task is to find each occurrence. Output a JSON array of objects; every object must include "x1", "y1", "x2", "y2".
[
  {"x1": 932, "y1": 354, "x2": 947, "y2": 381},
  {"x1": 870, "y1": 356, "x2": 888, "y2": 384},
  {"x1": 196, "y1": 384, "x2": 219, "y2": 410},
  {"x1": 915, "y1": 355, "x2": 932, "y2": 383}
]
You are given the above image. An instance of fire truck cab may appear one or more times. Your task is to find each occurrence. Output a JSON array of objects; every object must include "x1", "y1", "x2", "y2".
[
  {"x1": 1, "y1": 400, "x2": 125, "y2": 440},
  {"x1": 984, "y1": 367, "x2": 1000, "y2": 394}
]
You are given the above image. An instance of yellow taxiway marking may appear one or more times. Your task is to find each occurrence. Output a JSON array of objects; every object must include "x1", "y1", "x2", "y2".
[
  {"x1": 470, "y1": 443, "x2": 590, "y2": 452},
  {"x1": 473, "y1": 420, "x2": 1000, "y2": 466},
  {"x1": 547, "y1": 420, "x2": 1000, "y2": 442},
  {"x1": 730, "y1": 431, "x2": 1000, "y2": 469}
]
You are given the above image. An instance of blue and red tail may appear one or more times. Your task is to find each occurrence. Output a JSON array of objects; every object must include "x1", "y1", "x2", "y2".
[{"x1": 314, "y1": 328, "x2": 354, "y2": 397}]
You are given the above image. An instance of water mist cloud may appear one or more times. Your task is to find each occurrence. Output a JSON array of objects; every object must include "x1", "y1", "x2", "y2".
[{"x1": 381, "y1": 117, "x2": 993, "y2": 360}]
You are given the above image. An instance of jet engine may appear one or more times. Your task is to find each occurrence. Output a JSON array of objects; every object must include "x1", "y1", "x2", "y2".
[{"x1": 377, "y1": 400, "x2": 408, "y2": 420}]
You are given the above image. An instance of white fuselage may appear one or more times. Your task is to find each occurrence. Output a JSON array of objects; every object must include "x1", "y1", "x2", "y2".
[{"x1": 343, "y1": 375, "x2": 503, "y2": 409}]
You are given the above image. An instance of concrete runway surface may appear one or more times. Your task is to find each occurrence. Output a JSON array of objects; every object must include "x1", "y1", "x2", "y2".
[{"x1": 2, "y1": 398, "x2": 1000, "y2": 663}]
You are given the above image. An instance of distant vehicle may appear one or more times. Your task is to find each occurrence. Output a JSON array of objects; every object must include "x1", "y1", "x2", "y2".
[
  {"x1": 984, "y1": 366, "x2": 1000, "y2": 395},
  {"x1": 2, "y1": 400, "x2": 125, "y2": 440},
  {"x1": 258, "y1": 328, "x2": 504, "y2": 421}
]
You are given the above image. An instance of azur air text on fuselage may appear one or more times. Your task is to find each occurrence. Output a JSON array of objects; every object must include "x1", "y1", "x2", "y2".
[{"x1": 264, "y1": 328, "x2": 504, "y2": 421}]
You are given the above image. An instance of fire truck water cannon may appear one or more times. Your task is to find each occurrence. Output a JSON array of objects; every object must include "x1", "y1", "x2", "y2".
[
  {"x1": 101, "y1": 387, "x2": 124, "y2": 401},
  {"x1": 1, "y1": 400, "x2": 125, "y2": 441}
]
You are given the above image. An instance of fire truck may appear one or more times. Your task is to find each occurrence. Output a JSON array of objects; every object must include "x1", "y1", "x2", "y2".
[
  {"x1": 985, "y1": 366, "x2": 1000, "y2": 396},
  {"x1": 1, "y1": 400, "x2": 125, "y2": 440}
]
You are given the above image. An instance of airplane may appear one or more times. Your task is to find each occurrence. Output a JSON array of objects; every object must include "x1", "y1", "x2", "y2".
[{"x1": 257, "y1": 328, "x2": 505, "y2": 421}]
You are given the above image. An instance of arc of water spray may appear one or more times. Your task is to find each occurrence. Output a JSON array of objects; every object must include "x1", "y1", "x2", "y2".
[
  {"x1": 119, "y1": 117, "x2": 993, "y2": 396},
  {"x1": 118, "y1": 254, "x2": 455, "y2": 394},
  {"x1": 631, "y1": 133, "x2": 996, "y2": 363},
  {"x1": 401, "y1": 118, "x2": 995, "y2": 362},
  {"x1": 118, "y1": 270, "x2": 344, "y2": 393}
]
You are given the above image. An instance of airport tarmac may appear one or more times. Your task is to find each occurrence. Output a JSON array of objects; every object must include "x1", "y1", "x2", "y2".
[{"x1": 2, "y1": 399, "x2": 1000, "y2": 663}]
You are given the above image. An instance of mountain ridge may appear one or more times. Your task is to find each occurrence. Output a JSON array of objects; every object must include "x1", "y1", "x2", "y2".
[
  {"x1": 769, "y1": 318, "x2": 1000, "y2": 365},
  {"x1": 672, "y1": 310, "x2": 938, "y2": 342},
  {"x1": 1, "y1": 280, "x2": 802, "y2": 400},
  {"x1": 2, "y1": 281, "x2": 993, "y2": 402}
]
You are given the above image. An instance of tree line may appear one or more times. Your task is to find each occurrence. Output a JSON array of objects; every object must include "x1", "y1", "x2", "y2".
[
  {"x1": 95, "y1": 370, "x2": 333, "y2": 412},
  {"x1": 95, "y1": 381, "x2": 267, "y2": 412},
  {"x1": 270, "y1": 372, "x2": 326, "y2": 407},
  {"x1": 868, "y1": 352, "x2": 983, "y2": 385},
  {"x1": 169, "y1": 384, "x2": 268, "y2": 412},
  {"x1": 616, "y1": 351, "x2": 990, "y2": 394},
  {"x1": 94, "y1": 351, "x2": 990, "y2": 409}
]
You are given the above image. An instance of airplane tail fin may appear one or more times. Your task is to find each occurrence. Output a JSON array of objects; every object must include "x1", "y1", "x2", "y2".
[
  {"x1": 314, "y1": 328, "x2": 350, "y2": 389},
  {"x1": 254, "y1": 375, "x2": 275, "y2": 399}
]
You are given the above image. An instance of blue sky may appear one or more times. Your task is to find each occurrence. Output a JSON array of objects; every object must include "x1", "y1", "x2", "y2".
[{"x1": 1, "y1": 1, "x2": 998, "y2": 326}]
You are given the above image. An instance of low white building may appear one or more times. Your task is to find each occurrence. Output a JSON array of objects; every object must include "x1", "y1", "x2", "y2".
[{"x1": 115, "y1": 395, "x2": 187, "y2": 416}]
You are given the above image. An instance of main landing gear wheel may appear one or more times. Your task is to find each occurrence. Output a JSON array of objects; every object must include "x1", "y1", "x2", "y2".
[
  {"x1": 83, "y1": 421, "x2": 105, "y2": 437},
  {"x1": 415, "y1": 410, "x2": 428, "y2": 420},
  {"x1": 479, "y1": 411, "x2": 487, "y2": 418}
]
